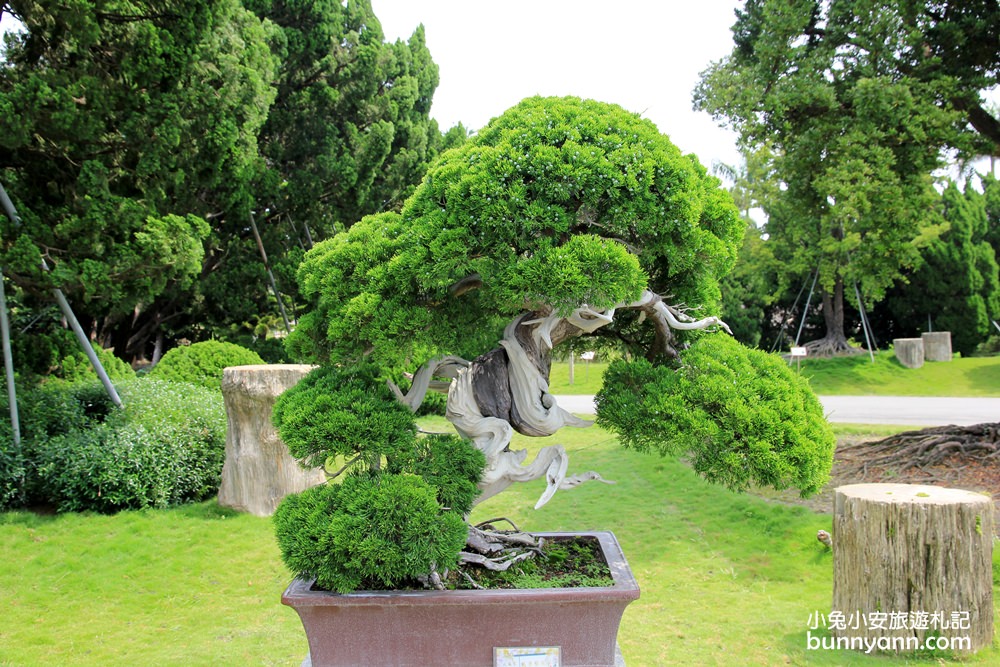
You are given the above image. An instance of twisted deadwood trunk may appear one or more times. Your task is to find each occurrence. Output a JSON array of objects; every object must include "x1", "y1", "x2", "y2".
[
  {"x1": 832, "y1": 483, "x2": 993, "y2": 653},
  {"x1": 388, "y1": 290, "x2": 730, "y2": 569},
  {"x1": 395, "y1": 290, "x2": 730, "y2": 511}
]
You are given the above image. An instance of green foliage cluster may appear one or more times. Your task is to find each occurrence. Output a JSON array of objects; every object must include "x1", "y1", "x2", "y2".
[
  {"x1": 886, "y1": 178, "x2": 1000, "y2": 355},
  {"x1": 0, "y1": 379, "x2": 226, "y2": 512},
  {"x1": 147, "y1": 340, "x2": 265, "y2": 390},
  {"x1": 57, "y1": 344, "x2": 135, "y2": 384},
  {"x1": 271, "y1": 364, "x2": 417, "y2": 469},
  {"x1": 1, "y1": 0, "x2": 461, "y2": 363},
  {"x1": 595, "y1": 335, "x2": 834, "y2": 496},
  {"x1": 273, "y1": 474, "x2": 468, "y2": 593},
  {"x1": 976, "y1": 336, "x2": 1000, "y2": 357},
  {"x1": 288, "y1": 96, "x2": 741, "y2": 367},
  {"x1": 695, "y1": 0, "x2": 998, "y2": 345},
  {"x1": 272, "y1": 364, "x2": 484, "y2": 591}
]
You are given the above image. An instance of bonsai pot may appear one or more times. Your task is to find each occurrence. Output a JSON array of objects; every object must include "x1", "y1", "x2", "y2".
[{"x1": 281, "y1": 530, "x2": 639, "y2": 667}]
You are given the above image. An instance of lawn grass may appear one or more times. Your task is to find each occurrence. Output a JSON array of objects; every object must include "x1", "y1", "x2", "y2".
[
  {"x1": 4, "y1": 420, "x2": 989, "y2": 666},
  {"x1": 1, "y1": 503, "x2": 307, "y2": 666},
  {"x1": 546, "y1": 351, "x2": 1000, "y2": 397},
  {"x1": 798, "y1": 350, "x2": 1000, "y2": 396}
]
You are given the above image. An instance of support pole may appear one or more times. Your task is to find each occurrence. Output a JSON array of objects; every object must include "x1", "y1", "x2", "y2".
[
  {"x1": 0, "y1": 182, "x2": 122, "y2": 407},
  {"x1": 853, "y1": 281, "x2": 875, "y2": 364},
  {"x1": 793, "y1": 268, "x2": 819, "y2": 347},
  {"x1": 770, "y1": 269, "x2": 812, "y2": 352},
  {"x1": 249, "y1": 211, "x2": 292, "y2": 334},
  {"x1": 0, "y1": 273, "x2": 19, "y2": 446}
]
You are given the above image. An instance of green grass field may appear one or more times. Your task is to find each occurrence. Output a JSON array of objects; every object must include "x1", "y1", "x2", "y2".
[
  {"x1": 548, "y1": 351, "x2": 1000, "y2": 397},
  {"x1": 3, "y1": 420, "x2": 997, "y2": 666}
]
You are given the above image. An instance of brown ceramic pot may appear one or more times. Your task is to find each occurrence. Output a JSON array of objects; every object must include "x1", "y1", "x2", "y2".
[{"x1": 281, "y1": 531, "x2": 639, "y2": 667}]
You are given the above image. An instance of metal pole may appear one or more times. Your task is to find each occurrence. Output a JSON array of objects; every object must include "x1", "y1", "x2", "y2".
[
  {"x1": 0, "y1": 273, "x2": 20, "y2": 446},
  {"x1": 794, "y1": 268, "x2": 820, "y2": 347},
  {"x1": 853, "y1": 280, "x2": 875, "y2": 364},
  {"x1": 770, "y1": 270, "x2": 812, "y2": 352},
  {"x1": 0, "y1": 182, "x2": 122, "y2": 407},
  {"x1": 249, "y1": 211, "x2": 292, "y2": 334}
]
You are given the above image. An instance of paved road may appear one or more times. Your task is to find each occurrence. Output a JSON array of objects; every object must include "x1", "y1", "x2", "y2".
[{"x1": 554, "y1": 395, "x2": 1000, "y2": 427}]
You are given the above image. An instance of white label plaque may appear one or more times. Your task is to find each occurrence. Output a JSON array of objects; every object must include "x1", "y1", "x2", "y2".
[
  {"x1": 790, "y1": 346, "x2": 808, "y2": 357},
  {"x1": 494, "y1": 646, "x2": 561, "y2": 667}
]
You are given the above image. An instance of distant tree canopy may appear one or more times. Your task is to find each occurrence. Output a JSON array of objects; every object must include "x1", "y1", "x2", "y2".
[
  {"x1": 885, "y1": 177, "x2": 1000, "y2": 355},
  {"x1": 695, "y1": 0, "x2": 999, "y2": 356},
  {"x1": 0, "y1": 0, "x2": 461, "y2": 369}
]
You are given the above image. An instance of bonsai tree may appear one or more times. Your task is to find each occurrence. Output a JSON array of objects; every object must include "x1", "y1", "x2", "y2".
[{"x1": 274, "y1": 96, "x2": 835, "y2": 591}]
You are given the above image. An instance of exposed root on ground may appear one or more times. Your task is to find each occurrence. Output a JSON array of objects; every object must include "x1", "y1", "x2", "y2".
[
  {"x1": 838, "y1": 422, "x2": 1000, "y2": 484},
  {"x1": 803, "y1": 337, "x2": 866, "y2": 358}
]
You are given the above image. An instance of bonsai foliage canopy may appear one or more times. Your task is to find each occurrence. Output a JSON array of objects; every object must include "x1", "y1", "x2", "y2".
[
  {"x1": 287, "y1": 96, "x2": 743, "y2": 369},
  {"x1": 279, "y1": 97, "x2": 835, "y2": 586}
]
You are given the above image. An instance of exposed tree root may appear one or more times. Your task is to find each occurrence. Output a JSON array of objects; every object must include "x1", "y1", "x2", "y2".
[
  {"x1": 457, "y1": 518, "x2": 543, "y2": 572},
  {"x1": 838, "y1": 422, "x2": 1000, "y2": 482},
  {"x1": 803, "y1": 337, "x2": 866, "y2": 358}
]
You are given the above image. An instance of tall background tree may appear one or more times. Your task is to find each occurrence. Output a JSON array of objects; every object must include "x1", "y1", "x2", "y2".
[
  {"x1": 695, "y1": 0, "x2": 1000, "y2": 355},
  {"x1": 0, "y1": 0, "x2": 461, "y2": 370},
  {"x1": 880, "y1": 178, "x2": 1000, "y2": 355},
  {"x1": 0, "y1": 0, "x2": 277, "y2": 369}
]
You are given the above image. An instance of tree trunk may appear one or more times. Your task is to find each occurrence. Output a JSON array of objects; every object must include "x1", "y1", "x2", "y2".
[
  {"x1": 832, "y1": 483, "x2": 993, "y2": 653},
  {"x1": 218, "y1": 364, "x2": 325, "y2": 516},
  {"x1": 921, "y1": 331, "x2": 952, "y2": 362},
  {"x1": 893, "y1": 338, "x2": 925, "y2": 368},
  {"x1": 806, "y1": 277, "x2": 864, "y2": 357}
]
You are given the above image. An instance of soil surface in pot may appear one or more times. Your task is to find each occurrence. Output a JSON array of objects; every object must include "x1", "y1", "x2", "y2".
[{"x1": 307, "y1": 533, "x2": 615, "y2": 593}]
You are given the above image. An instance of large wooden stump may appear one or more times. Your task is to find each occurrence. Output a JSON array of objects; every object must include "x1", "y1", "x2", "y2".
[
  {"x1": 219, "y1": 364, "x2": 324, "y2": 516},
  {"x1": 921, "y1": 331, "x2": 952, "y2": 362},
  {"x1": 832, "y1": 483, "x2": 993, "y2": 653},
  {"x1": 892, "y1": 338, "x2": 924, "y2": 369}
]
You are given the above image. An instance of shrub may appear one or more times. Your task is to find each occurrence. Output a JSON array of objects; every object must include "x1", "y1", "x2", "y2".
[
  {"x1": 30, "y1": 378, "x2": 226, "y2": 512},
  {"x1": 148, "y1": 340, "x2": 264, "y2": 390},
  {"x1": 974, "y1": 335, "x2": 1000, "y2": 357},
  {"x1": 0, "y1": 435, "x2": 24, "y2": 509},
  {"x1": 273, "y1": 473, "x2": 469, "y2": 593},
  {"x1": 58, "y1": 344, "x2": 135, "y2": 383}
]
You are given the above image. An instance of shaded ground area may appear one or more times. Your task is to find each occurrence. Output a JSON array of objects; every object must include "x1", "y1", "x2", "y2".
[{"x1": 754, "y1": 425, "x2": 1000, "y2": 533}]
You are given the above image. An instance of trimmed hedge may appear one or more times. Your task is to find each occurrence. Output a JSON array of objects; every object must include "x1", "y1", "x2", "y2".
[{"x1": 148, "y1": 340, "x2": 264, "y2": 390}]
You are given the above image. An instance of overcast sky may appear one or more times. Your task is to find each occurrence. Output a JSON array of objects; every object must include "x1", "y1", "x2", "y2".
[{"x1": 370, "y1": 0, "x2": 744, "y2": 172}]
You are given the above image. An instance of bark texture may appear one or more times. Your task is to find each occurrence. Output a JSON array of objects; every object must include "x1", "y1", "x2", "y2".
[
  {"x1": 219, "y1": 364, "x2": 325, "y2": 516},
  {"x1": 893, "y1": 338, "x2": 925, "y2": 369},
  {"x1": 806, "y1": 280, "x2": 865, "y2": 357},
  {"x1": 921, "y1": 332, "x2": 952, "y2": 362},
  {"x1": 832, "y1": 483, "x2": 993, "y2": 653}
]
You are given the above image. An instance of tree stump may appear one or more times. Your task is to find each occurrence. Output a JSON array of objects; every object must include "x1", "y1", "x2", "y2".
[
  {"x1": 218, "y1": 364, "x2": 324, "y2": 516},
  {"x1": 892, "y1": 338, "x2": 924, "y2": 369},
  {"x1": 832, "y1": 483, "x2": 993, "y2": 653},
  {"x1": 921, "y1": 332, "x2": 952, "y2": 362}
]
